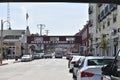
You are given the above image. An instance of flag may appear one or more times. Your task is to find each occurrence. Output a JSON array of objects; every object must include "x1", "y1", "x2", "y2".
[{"x1": 26, "y1": 13, "x2": 29, "y2": 20}]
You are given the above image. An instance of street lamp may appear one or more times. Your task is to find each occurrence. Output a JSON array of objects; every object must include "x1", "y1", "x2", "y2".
[{"x1": 0, "y1": 20, "x2": 11, "y2": 64}]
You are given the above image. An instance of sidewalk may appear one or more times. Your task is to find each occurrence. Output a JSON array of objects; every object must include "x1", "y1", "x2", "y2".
[{"x1": 0, "y1": 59, "x2": 21, "y2": 66}]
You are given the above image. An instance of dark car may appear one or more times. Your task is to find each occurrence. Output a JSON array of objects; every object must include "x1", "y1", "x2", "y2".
[
  {"x1": 32, "y1": 53, "x2": 42, "y2": 59},
  {"x1": 55, "y1": 52, "x2": 62, "y2": 58},
  {"x1": 43, "y1": 53, "x2": 52, "y2": 58},
  {"x1": 7, "y1": 53, "x2": 15, "y2": 59}
]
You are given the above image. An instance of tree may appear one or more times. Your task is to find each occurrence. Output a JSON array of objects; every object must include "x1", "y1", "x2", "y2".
[
  {"x1": 99, "y1": 38, "x2": 107, "y2": 50},
  {"x1": 99, "y1": 38, "x2": 108, "y2": 56}
]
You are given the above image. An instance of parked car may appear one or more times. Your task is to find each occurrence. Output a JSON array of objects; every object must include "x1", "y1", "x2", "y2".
[
  {"x1": 67, "y1": 53, "x2": 81, "y2": 68},
  {"x1": 101, "y1": 49, "x2": 120, "y2": 80},
  {"x1": 69, "y1": 55, "x2": 84, "y2": 73},
  {"x1": 21, "y1": 54, "x2": 33, "y2": 62},
  {"x1": 7, "y1": 53, "x2": 15, "y2": 59},
  {"x1": 43, "y1": 53, "x2": 52, "y2": 58},
  {"x1": 55, "y1": 52, "x2": 63, "y2": 58},
  {"x1": 40, "y1": 52, "x2": 45, "y2": 58},
  {"x1": 75, "y1": 56, "x2": 114, "y2": 80},
  {"x1": 72, "y1": 56, "x2": 85, "y2": 78},
  {"x1": 32, "y1": 53, "x2": 42, "y2": 59}
]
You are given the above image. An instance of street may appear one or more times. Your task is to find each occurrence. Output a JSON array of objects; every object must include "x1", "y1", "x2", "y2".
[{"x1": 0, "y1": 58, "x2": 73, "y2": 80}]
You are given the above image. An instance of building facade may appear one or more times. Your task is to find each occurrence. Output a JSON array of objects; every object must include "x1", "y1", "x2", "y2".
[
  {"x1": 75, "y1": 22, "x2": 89, "y2": 56},
  {"x1": 89, "y1": 3, "x2": 120, "y2": 56},
  {"x1": 0, "y1": 27, "x2": 30, "y2": 58}
]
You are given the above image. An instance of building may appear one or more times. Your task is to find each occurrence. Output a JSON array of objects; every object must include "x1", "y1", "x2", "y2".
[
  {"x1": 75, "y1": 22, "x2": 89, "y2": 56},
  {"x1": 89, "y1": 3, "x2": 120, "y2": 56},
  {"x1": 0, "y1": 27, "x2": 30, "y2": 57}
]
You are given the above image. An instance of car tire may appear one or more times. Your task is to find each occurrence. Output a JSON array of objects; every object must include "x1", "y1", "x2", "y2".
[{"x1": 69, "y1": 69, "x2": 73, "y2": 73}]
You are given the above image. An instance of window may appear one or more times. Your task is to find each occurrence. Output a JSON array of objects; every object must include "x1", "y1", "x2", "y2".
[
  {"x1": 89, "y1": 6, "x2": 93, "y2": 14},
  {"x1": 113, "y1": 15, "x2": 117, "y2": 23},
  {"x1": 97, "y1": 3, "x2": 102, "y2": 7},
  {"x1": 4, "y1": 35, "x2": 21, "y2": 39},
  {"x1": 104, "y1": 5, "x2": 110, "y2": 16},
  {"x1": 99, "y1": 27, "x2": 101, "y2": 32},
  {"x1": 96, "y1": 29, "x2": 98, "y2": 33},
  {"x1": 88, "y1": 59, "x2": 114, "y2": 66},
  {"x1": 101, "y1": 10, "x2": 105, "y2": 20},
  {"x1": 107, "y1": 20, "x2": 110, "y2": 26},
  {"x1": 103, "y1": 23, "x2": 105, "y2": 29},
  {"x1": 98, "y1": 14, "x2": 101, "y2": 22}
]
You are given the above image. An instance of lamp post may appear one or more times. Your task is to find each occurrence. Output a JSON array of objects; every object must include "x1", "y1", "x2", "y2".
[{"x1": 0, "y1": 20, "x2": 11, "y2": 64}]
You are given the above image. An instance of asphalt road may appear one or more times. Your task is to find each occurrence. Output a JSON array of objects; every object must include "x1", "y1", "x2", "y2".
[{"x1": 0, "y1": 57, "x2": 73, "y2": 80}]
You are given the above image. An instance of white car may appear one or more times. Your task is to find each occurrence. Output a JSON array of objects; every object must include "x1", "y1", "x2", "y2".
[
  {"x1": 69, "y1": 55, "x2": 84, "y2": 73},
  {"x1": 21, "y1": 54, "x2": 33, "y2": 62},
  {"x1": 76, "y1": 56, "x2": 114, "y2": 80},
  {"x1": 72, "y1": 56, "x2": 85, "y2": 78}
]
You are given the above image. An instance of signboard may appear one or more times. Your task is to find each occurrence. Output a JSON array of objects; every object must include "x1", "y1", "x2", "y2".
[{"x1": 27, "y1": 36, "x2": 82, "y2": 44}]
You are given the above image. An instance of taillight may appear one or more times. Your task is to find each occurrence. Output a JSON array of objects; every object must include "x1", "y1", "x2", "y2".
[{"x1": 81, "y1": 71, "x2": 94, "y2": 77}]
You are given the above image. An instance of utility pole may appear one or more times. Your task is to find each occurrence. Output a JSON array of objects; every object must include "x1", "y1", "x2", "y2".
[
  {"x1": 0, "y1": 20, "x2": 3, "y2": 64},
  {"x1": 45, "y1": 30, "x2": 49, "y2": 35},
  {"x1": 37, "y1": 24, "x2": 45, "y2": 36}
]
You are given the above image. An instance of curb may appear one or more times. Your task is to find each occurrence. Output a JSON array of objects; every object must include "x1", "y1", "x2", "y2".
[
  {"x1": 13, "y1": 61, "x2": 21, "y2": 63},
  {"x1": 0, "y1": 63, "x2": 8, "y2": 66},
  {"x1": 0, "y1": 60, "x2": 21, "y2": 66}
]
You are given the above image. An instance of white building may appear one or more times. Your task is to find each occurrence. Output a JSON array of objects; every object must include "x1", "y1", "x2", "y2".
[{"x1": 89, "y1": 3, "x2": 120, "y2": 56}]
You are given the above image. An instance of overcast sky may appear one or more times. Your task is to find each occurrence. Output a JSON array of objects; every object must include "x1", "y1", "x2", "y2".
[{"x1": 0, "y1": 2, "x2": 89, "y2": 36}]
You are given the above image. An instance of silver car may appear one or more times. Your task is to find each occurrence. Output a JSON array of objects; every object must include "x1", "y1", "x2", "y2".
[{"x1": 21, "y1": 54, "x2": 33, "y2": 62}]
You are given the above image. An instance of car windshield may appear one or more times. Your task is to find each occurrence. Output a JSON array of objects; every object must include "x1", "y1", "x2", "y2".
[{"x1": 88, "y1": 59, "x2": 114, "y2": 66}]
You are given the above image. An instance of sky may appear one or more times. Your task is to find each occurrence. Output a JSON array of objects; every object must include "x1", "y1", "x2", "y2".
[{"x1": 0, "y1": 2, "x2": 89, "y2": 36}]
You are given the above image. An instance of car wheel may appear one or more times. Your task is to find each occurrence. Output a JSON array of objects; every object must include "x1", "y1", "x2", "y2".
[{"x1": 69, "y1": 69, "x2": 73, "y2": 73}]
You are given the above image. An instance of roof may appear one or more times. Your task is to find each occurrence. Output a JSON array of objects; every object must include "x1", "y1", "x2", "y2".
[{"x1": 0, "y1": 30, "x2": 25, "y2": 37}]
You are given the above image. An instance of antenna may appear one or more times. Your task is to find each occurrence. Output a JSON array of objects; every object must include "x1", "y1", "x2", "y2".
[{"x1": 7, "y1": 3, "x2": 11, "y2": 30}]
